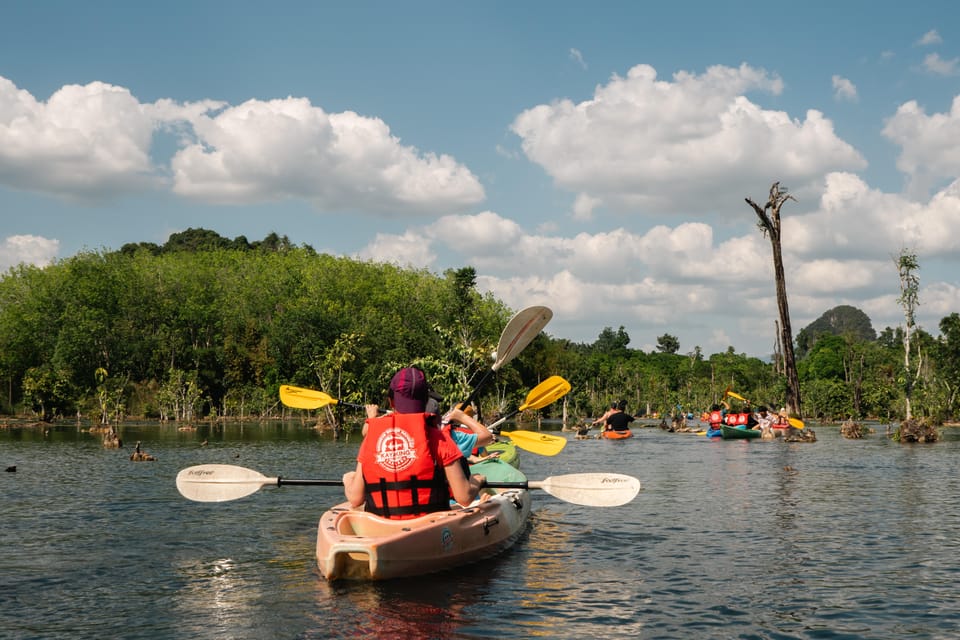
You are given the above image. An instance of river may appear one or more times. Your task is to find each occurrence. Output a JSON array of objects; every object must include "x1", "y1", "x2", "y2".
[{"x1": 2, "y1": 419, "x2": 958, "y2": 639}]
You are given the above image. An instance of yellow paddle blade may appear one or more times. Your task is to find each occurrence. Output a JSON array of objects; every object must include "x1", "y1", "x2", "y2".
[
  {"x1": 518, "y1": 376, "x2": 572, "y2": 411},
  {"x1": 279, "y1": 385, "x2": 337, "y2": 410},
  {"x1": 499, "y1": 429, "x2": 566, "y2": 456},
  {"x1": 726, "y1": 390, "x2": 748, "y2": 402},
  {"x1": 788, "y1": 417, "x2": 805, "y2": 429}
]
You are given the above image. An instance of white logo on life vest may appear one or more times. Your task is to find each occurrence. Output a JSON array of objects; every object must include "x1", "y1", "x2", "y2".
[{"x1": 375, "y1": 427, "x2": 418, "y2": 472}]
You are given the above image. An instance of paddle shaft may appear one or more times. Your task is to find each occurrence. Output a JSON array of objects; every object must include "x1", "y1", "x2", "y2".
[{"x1": 276, "y1": 477, "x2": 535, "y2": 490}]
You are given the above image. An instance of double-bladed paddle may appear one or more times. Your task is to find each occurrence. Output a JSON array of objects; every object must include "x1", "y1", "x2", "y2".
[
  {"x1": 459, "y1": 306, "x2": 552, "y2": 410},
  {"x1": 726, "y1": 390, "x2": 805, "y2": 429},
  {"x1": 483, "y1": 375, "x2": 571, "y2": 456},
  {"x1": 175, "y1": 463, "x2": 641, "y2": 507}
]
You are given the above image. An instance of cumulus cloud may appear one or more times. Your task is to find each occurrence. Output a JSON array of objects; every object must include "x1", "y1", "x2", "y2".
[
  {"x1": 0, "y1": 234, "x2": 59, "y2": 270},
  {"x1": 510, "y1": 63, "x2": 866, "y2": 215},
  {"x1": 921, "y1": 52, "x2": 959, "y2": 76},
  {"x1": 832, "y1": 75, "x2": 858, "y2": 102},
  {"x1": 356, "y1": 229, "x2": 436, "y2": 267},
  {"x1": 917, "y1": 29, "x2": 943, "y2": 46},
  {"x1": 0, "y1": 75, "x2": 484, "y2": 214},
  {"x1": 168, "y1": 98, "x2": 485, "y2": 214},
  {"x1": 882, "y1": 96, "x2": 960, "y2": 195},
  {"x1": 0, "y1": 77, "x2": 161, "y2": 200}
]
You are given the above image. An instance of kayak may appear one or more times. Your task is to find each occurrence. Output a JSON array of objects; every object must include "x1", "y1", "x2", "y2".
[
  {"x1": 484, "y1": 441, "x2": 519, "y2": 467},
  {"x1": 316, "y1": 457, "x2": 531, "y2": 581},
  {"x1": 602, "y1": 429, "x2": 633, "y2": 440},
  {"x1": 705, "y1": 427, "x2": 722, "y2": 438},
  {"x1": 720, "y1": 425, "x2": 761, "y2": 440}
]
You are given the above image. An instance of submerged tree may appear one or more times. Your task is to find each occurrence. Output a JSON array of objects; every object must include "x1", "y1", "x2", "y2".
[
  {"x1": 746, "y1": 182, "x2": 802, "y2": 418},
  {"x1": 895, "y1": 250, "x2": 920, "y2": 421}
]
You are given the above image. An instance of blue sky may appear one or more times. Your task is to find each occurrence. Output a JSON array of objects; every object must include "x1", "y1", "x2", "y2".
[{"x1": 2, "y1": 1, "x2": 959, "y2": 358}]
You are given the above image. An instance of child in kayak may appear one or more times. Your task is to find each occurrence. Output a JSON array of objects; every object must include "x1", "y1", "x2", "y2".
[{"x1": 342, "y1": 367, "x2": 485, "y2": 518}]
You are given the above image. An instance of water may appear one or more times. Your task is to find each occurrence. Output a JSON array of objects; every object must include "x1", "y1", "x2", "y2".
[{"x1": 2, "y1": 421, "x2": 959, "y2": 639}]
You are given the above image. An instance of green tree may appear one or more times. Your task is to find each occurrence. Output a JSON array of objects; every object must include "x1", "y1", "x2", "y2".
[{"x1": 656, "y1": 334, "x2": 680, "y2": 354}]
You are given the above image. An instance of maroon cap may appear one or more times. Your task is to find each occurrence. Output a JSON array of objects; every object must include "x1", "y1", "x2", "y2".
[{"x1": 389, "y1": 367, "x2": 428, "y2": 413}]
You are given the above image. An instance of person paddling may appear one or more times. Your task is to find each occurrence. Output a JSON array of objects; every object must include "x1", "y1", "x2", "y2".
[
  {"x1": 342, "y1": 366, "x2": 485, "y2": 519},
  {"x1": 604, "y1": 400, "x2": 635, "y2": 433}
]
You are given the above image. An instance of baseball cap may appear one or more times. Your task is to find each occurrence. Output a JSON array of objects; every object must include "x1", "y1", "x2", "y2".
[{"x1": 388, "y1": 367, "x2": 428, "y2": 413}]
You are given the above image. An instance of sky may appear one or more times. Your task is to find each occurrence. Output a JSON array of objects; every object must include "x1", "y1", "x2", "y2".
[{"x1": 2, "y1": 1, "x2": 959, "y2": 359}]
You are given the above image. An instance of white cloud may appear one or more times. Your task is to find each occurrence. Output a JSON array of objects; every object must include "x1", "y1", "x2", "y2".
[
  {"x1": 356, "y1": 230, "x2": 436, "y2": 267},
  {"x1": 168, "y1": 98, "x2": 485, "y2": 214},
  {"x1": 569, "y1": 48, "x2": 587, "y2": 70},
  {"x1": 0, "y1": 75, "x2": 485, "y2": 215},
  {"x1": 917, "y1": 30, "x2": 943, "y2": 46},
  {"x1": 510, "y1": 63, "x2": 865, "y2": 215},
  {"x1": 832, "y1": 75, "x2": 858, "y2": 102},
  {"x1": 921, "y1": 52, "x2": 959, "y2": 76},
  {"x1": 882, "y1": 96, "x2": 960, "y2": 195},
  {"x1": 571, "y1": 192, "x2": 601, "y2": 220},
  {"x1": 0, "y1": 235, "x2": 60, "y2": 270},
  {"x1": 0, "y1": 77, "x2": 161, "y2": 200}
]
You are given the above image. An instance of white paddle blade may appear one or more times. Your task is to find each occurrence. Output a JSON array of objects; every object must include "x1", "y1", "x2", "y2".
[
  {"x1": 493, "y1": 306, "x2": 552, "y2": 371},
  {"x1": 176, "y1": 464, "x2": 277, "y2": 502},
  {"x1": 531, "y1": 473, "x2": 641, "y2": 507}
]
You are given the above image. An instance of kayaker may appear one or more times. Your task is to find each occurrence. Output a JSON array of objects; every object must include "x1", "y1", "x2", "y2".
[
  {"x1": 442, "y1": 404, "x2": 498, "y2": 463},
  {"x1": 755, "y1": 406, "x2": 774, "y2": 436},
  {"x1": 342, "y1": 366, "x2": 486, "y2": 519},
  {"x1": 604, "y1": 400, "x2": 635, "y2": 433},
  {"x1": 591, "y1": 402, "x2": 618, "y2": 427}
]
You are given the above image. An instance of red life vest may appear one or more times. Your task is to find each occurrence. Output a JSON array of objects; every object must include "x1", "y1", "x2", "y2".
[
  {"x1": 735, "y1": 412, "x2": 749, "y2": 426},
  {"x1": 358, "y1": 412, "x2": 450, "y2": 520},
  {"x1": 709, "y1": 410, "x2": 723, "y2": 426}
]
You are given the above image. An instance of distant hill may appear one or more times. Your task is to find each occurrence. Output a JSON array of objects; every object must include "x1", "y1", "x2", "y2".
[{"x1": 796, "y1": 305, "x2": 876, "y2": 358}]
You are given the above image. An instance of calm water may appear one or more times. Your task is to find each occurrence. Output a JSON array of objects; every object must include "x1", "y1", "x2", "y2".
[{"x1": 2, "y1": 420, "x2": 959, "y2": 639}]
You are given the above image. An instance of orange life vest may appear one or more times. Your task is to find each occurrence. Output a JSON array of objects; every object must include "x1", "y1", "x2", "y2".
[{"x1": 358, "y1": 412, "x2": 450, "y2": 519}]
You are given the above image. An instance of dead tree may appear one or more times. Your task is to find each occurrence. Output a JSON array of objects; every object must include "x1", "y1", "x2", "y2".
[{"x1": 745, "y1": 182, "x2": 802, "y2": 418}]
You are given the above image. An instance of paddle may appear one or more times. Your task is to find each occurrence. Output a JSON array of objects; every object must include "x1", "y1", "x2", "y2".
[
  {"x1": 725, "y1": 390, "x2": 805, "y2": 429},
  {"x1": 176, "y1": 464, "x2": 641, "y2": 507},
  {"x1": 279, "y1": 385, "x2": 364, "y2": 410},
  {"x1": 487, "y1": 375, "x2": 572, "y2": 430},
  {"x1": 460, "y1": 306, "x2": 553, "y2": 411},
  {"x1": 480, "y1": 375, "x2": 571, "y2": 456}
]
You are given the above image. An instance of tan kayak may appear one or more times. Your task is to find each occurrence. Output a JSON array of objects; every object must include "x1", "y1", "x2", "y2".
[{"x1": 316, "y1": 458, "x2": 531, "y2": 581}]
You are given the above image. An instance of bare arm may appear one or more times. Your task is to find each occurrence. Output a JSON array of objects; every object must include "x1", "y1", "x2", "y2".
[
  {"x1": 445, "y1": 407, "x2": 494, "y2": 448},
  {"x1": 445, "y1": 464, "x2": 485, "y2": 507},
  {"x1": 343, "y1": 462, "x2": 366, "y2": 507}
]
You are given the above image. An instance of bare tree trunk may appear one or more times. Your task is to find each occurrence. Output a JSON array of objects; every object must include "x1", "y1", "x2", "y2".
[{"x1": 746, "y1": 182, "x2": 802, "y2": 418}]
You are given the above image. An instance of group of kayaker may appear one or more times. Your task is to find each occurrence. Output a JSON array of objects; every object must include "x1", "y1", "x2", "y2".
[
  {"x1": 705, "y1": 401, "x2": 789, "y2": 437},
  {"x1": 341, "y1": 366, "x2": 497, "y2": 520}
]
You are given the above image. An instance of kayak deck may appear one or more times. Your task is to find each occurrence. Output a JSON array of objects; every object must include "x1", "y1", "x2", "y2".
[{"x1": 316, "y1": 458, "x2": 530, "y2": 581}]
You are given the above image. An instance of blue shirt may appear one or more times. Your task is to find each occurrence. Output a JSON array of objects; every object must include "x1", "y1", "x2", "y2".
[{"x1": 448, "y1": 428, "x2": 478, "y2": 458}]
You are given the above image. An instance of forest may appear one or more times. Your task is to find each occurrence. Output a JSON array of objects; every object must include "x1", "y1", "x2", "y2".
[{"x1": 1, "y1": 228, "x2": 959, "y2": 425}]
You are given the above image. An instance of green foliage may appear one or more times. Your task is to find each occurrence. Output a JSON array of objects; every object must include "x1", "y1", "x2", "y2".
[
  {"x1": 2, "y1": 228, "x2": 960, "y2": 423},
  {"x1": 796, "y1": 305, "x2": 876, "y2": 358},
  {"x1": 656, "y1": 334, "x2": 680, "y2": 354}
]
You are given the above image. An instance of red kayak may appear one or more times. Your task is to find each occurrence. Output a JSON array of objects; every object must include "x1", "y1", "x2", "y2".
[{"x1": 602, "y1": 429, "x2": 633, "y2": 440}]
